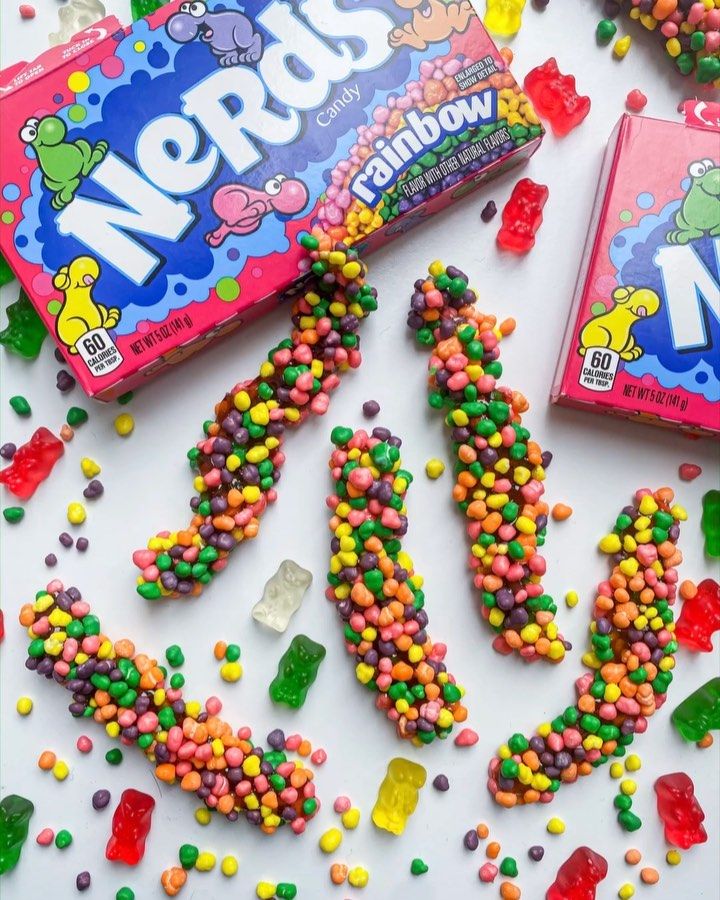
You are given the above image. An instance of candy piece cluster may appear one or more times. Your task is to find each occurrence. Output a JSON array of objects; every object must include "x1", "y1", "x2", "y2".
[
  {"x1": 488, "y1": 487, "x2": 685, "y2": 807},
  {"x1": 20, "y1": 583, "x2": 319, "y2": 834},
  {"x1": 408, "y1": 261, "x2": 566, "y2": 663},
  {"x1": 326, "y1": 427, "x2": 468, "y2": 743},
  {"x1": 133, "y1": 235, "x2": 377, "y2": 599},
  {"x1": 315, "y1": 51, "x2": 541, "y2": 246},
  {"x1": 605, "y1": 0, "x2": 720, "y2": 84}
]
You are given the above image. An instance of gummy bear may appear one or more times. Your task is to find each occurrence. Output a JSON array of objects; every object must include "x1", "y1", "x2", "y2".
[
  {"x1": 268, "y1": 634, "x2": 326, "y2": 708},
  {"x1": 671, "y1": 677, "x2": 720, "y2": 742},
  {"x1": 371, "y1": 757, "x2": 427, "y2": 835},
  {"x1": 0, "y1": 252, "x2": 14, "y2": 287},
  {"x1": 546, "y1": 846, "x2": 608, "y2": 900},
  {"x1": 0, "y1": 427, "x2": 64, "y2": 500},
  {"x1": 676, "y1": 578, "x2": 720, "y2": 652},
  {"x1": 130, "y1": 0, "x2": 164, "y2": 19},
  {"x1": 105, "y1": 789, "x2": 155, "y2": 865},
  {"x1": 252, "y1": 560, "x2": 312, "y2": 633},
  {"x1": 0, "y1": 794, "x2": 34, "y2": 875},
  {"x1": 0, "y1": 289, "x2": 47, "y2": 360},
  {"x1": 701, "y1": 489, "x2": 720, "y2": 558},
  {"x1": 654, "y1": 772, "x2": 708, "y2": 849},
  {"x1": 523, "y1": 58, "x2": 591, "y2": 137},
  {"x1": 484, "y1": 0, "x2": 526, "y2": 36},
  {"x1": 497, "y1": 178, "x2": 549, "y2": 253}
]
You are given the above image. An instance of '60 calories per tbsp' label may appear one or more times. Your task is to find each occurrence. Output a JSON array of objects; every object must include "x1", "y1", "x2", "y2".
[
  {"x1": 579, "y1": 347, "x2": 620, "y2": 392},
  {"x1": 75, "y1": 327, "x2": 123, "y2": 376}
]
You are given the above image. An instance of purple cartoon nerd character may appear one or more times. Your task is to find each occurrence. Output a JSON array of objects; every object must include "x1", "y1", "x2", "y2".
[
  {"x1": 206, "y1": 175, "x2": 309, "y2": 247},
  {"x1": 166, "y1": 1, "x2": 263, "y2": 67}
]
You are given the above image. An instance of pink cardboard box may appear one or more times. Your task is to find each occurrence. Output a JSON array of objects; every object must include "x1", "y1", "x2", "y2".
[
  {"x1": 0, "y1": 0, "x2": 542, "y2": 399},
  {"x1": 553, "y1": 113, "x2": 719, "y2": 437}
]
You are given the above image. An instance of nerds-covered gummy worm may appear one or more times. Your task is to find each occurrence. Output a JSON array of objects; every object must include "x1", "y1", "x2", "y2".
[{"x1": 133, "y1": 234, "x2": 377, "y2": 600}]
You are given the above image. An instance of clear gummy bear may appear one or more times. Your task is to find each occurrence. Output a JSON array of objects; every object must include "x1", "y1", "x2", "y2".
[
  {"x1": 49, "y1": 0, "x2": 106, "y2": 47},
  {"x1": 252, "y1": 560, "x2": 312, "y2": 632}
]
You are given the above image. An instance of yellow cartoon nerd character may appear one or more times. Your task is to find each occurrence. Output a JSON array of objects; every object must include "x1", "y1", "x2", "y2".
[
  {"x1": 52, "y1": 256, "x2": 121, "y2": 353},
  {"x1": 578, "y1": 286, "x2": 660, "y2": 362}
]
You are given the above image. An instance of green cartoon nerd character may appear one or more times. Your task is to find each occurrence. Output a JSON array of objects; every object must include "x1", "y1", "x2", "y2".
[
  {"x1": 20, "y1": 115, "x2": 108, "y2": 210},
  {"x1": 667, "y1": 158, "x2": 720, "y2": 245}
]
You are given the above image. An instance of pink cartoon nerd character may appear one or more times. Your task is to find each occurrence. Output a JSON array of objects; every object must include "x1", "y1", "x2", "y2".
[{"x1": 205, "y1": 175, "x2": 309, "y2": 247}]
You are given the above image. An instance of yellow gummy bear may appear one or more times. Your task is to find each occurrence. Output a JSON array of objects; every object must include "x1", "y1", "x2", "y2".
[
  {"x1": 484, "y1": 0, "x2": 526, "y2": 36},
  {"x1": 371, "y1": 757, "x2": 426, "y2": 835}
]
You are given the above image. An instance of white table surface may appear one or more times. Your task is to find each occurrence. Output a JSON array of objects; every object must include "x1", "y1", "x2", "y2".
[{"x1": 2, "y1": 1, "x2": 719, "y2": 898}]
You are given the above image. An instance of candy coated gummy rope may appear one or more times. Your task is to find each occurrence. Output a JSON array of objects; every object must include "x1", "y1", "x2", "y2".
[
  {"x1": 326, "y1": 426, "x2": 467, "y2": 744},
  {"x1": 407, "y1": 261, "x2": 567, "y2": 663},
  {"x1": 488, "y1": 487, "x2": 685, "y2": 808},
  {"x1": 20, "y1": 583, "x2": 318, "y2": 834},
  {"x1": 133, "y1": 235, "x2": 377, "y2": 599}
]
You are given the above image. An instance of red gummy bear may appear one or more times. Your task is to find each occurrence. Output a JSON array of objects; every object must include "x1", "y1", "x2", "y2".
[
  {"x1": 524, "y1": 57, "x2": 591, "y2": 137},
  {"x1": 654, "y1": 772, "x2": 707, "y2": 849},
  {"x1": 546, "y1": 846, "x2": 608, "y2": 900},
  {"x1": 497, "y1": 178, "x2": 549, "y2": 253},
  {"x1": 676, "y1": 578, "x2": 720, "y2": 652},
  {"x1": 0, "y1": 427, "x2": 63, "y2": 500},
  {"x1": 105, "y1": 789, "x2": 155, "y2": 865}
]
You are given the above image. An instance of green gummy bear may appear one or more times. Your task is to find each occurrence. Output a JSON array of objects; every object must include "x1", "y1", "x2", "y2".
[
  {"x1": 268, "y1": 634, "x2": 326, "y2": 709},
  {"x1": 0, "y1": 252, "x2": 14, "y2": 287},
  {"x1": 0, "y1": 288, "x2": 48, "y2": 360},
  {"x1": 701, "y1": 490, "x2": 720, "y2": 559},
  {"x1": 130, "y1": 0, "x2": 165, "y2": 20},
  {"x1": 0, "y1": 794, "x2": 34, "y2": 875},
  {"x1": 671, "y1": 677, "x2": 720, "y2": 742}
]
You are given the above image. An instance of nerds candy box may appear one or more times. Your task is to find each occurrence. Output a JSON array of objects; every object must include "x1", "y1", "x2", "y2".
[
  {"x1": 553, "y1": 112, "x2": 719, "y2": 437},
  {"x1": 0, "y1": 0, "x2": 542, "y2": 400}
]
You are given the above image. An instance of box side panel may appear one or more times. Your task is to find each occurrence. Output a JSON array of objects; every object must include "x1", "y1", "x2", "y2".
[
  {"x1": 553, "y1": 114, "x2": 720, "y2": 435},
  {"x1": 551, "y1": 115, "x2": 625, "y2": 402}
]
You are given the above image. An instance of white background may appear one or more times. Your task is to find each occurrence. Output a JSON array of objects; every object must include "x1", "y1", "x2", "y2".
[{"x1": 1, "y1": 1, "x2": 719, "y2": 898}]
